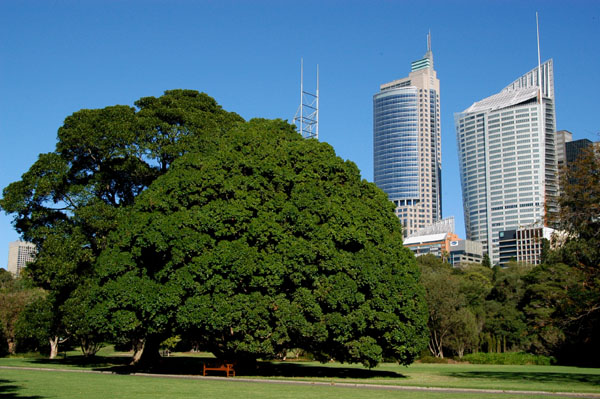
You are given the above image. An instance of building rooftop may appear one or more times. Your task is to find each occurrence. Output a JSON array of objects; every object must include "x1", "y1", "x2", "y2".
[
  {"x1": 462, "y1": 86, "x2": 538, "y2": 114},
  {"x1": 404, "y1": 233, "x2": 449, "y2": 245},
  {"x1": 460, "y1": 59, "x2": 554, "y2": 115},
  {"x1": 503, "y1": 59, "x2": 554, "y2": 99}
]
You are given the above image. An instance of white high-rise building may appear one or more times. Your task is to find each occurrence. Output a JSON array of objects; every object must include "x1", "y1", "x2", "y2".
[
  {"x1": 455, "y1": 60, "x2": 557, "y2": 264},
  {"x1": 373, "y1": 35, "x2": 441, "y2": 237},
  {"x1": 7, "y1": 241, "x2": 36, "y2": 277}
]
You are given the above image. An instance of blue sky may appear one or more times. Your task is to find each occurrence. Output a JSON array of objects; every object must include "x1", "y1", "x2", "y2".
[{"x1": 1, "y1": 0, "x2": 599, "y2": 269}]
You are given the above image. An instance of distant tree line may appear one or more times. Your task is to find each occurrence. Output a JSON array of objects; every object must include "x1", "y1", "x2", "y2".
[{"x1": 418, "y1": 144, "x2": 599, "y2": 366}]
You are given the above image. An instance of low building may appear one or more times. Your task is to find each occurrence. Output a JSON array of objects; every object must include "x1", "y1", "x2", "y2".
[
  {"x1": 404, "y1": 232, "x2": 459, "y2": 258},
  {"x1": 409, "y1": 217, "x2": 455, "y2": 238},
  {"x1": 448, "y1": 239, "x2": 483, "y2": 267},
  {"x1": 498, "y1": 226, "x2": 555, "y2": 266},
  {"x1": 565, "y1": 138, "x2": 594, "y2": 165},
  {"x1": 404, "y1": 232, "x2": 483, "y2": 267},
  {"x1": 7, "y1": 241, "x2": 36, "y2": 277}
]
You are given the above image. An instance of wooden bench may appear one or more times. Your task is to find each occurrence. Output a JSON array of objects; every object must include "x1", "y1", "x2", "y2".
[{"x1": 203, "y1": 362, "x2": 235, "y2": 377}]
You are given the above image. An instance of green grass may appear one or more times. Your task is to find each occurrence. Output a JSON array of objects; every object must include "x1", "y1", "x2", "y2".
[
  {"x1": 1, "y1": 351, "x2": 600, "y2": 399},
  {"x1": 1, "y1": 368, "x2": 593, "y2": 399},
  {"x1": 389, "y1": 363, "x2": 600, "y2": 392}
]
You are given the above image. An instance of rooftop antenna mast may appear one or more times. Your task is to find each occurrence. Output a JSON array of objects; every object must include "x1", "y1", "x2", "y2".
[
  {"x1": 427, "y1": 30, "x2": 431, "y2": 52},
  {"x1": 536, "y1": 12, "x2": 542, "y2": 103},
  {"x1": 293, "y1": 58, "x2": 319, "y2": 140},
  {"x1": 536, "y1": 12, "x2": 548, "y2": 225}
]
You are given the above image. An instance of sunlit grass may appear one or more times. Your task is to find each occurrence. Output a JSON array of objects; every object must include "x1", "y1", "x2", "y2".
[
  {"x1": 1, "y1": 350, "x2": 599, "y2": 397},
  {"x1": 0, "y1": 368, "x2": 591, "y2": 399}
]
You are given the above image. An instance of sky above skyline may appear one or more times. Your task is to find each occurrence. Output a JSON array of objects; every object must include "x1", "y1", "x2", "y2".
[{"x1": 1, "y1": 0, "x2": 599, "y2": 269}]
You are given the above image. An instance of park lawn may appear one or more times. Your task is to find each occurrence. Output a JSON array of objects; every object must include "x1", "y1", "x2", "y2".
[
  {"x1": 1, "y1": 352, "x2": 599, "y2": 397},
  {"x1": 382, "y1": 362, "x2": 600, "y2": 393},
  {"x1": 252, "y1": 360, "x2": 600, "y2": 394},
  {"x1": 0, "y1": 367, "x2": 590, "y2": 399}
]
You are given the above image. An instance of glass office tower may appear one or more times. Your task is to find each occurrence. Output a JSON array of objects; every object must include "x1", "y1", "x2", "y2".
[
  {"x1": 373, "y1": 40, "x2": 441, "y2": 238},
  {"x1": 455, "y1": 60, "x2": 557, "y2": 265}
]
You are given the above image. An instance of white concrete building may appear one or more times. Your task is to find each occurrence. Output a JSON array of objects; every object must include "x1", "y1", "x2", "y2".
[
  {"x1": 455, "y1": 60, "x2": 557, "y2": 265},
  {"x1": 7, "y1": 241, "x2": 36, "y2": 277}
]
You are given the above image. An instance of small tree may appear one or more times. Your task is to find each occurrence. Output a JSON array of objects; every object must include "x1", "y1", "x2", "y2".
[
  {"x1": 447, "y1": 308, "x2": 479, "y2": 358},
  {"x1": 0, "y1": 273, "x2": 43, "y2": 355},
  {"x1": 15, "y1": 295, "x2": 66, "y2": 357},
  {"x1": 61, "y1": 285, "x2": 106, "y2": 357},
  {"x1": 418, "y1": 255, "x2": 465, "y2": 358},
  {"x1": 482, "y1": 262, "x2": 530, "y2": 353},
  {"x1": 482, "y1": 253, "x2": 491, "y2": 268}
]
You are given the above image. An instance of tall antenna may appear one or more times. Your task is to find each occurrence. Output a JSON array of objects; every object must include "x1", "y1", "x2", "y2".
[
  {"x1": 427, "y1": 30, "x2": 431, "y2": 52},
  {"x1": 536, "y1": 12, "x2": 548, "y2": 226},
  {"x1": 293, "y1": 59, "x2": 319, "y2": 140},
  {"x1": 536, "y1": 12, "x2": 542, "y2": 103}
]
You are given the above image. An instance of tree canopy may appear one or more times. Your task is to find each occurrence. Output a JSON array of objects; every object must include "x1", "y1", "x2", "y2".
[
  {"x1": 94, "y1": 118, "x2": 428, "y2": 367},
  {"x1": 1, "y1": 91, "x2": 428, "y2": 368},
  {"x1": 540, "y1": 144, "x2": 600, "y2": 365},
  {"x1": 0, "y1": 90, "x2": 243, "y2": 358}
]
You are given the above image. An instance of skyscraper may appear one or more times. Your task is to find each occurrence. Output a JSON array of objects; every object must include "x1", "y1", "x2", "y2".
[
  {"x1": 455, "y1": 60, "x2": 558, "y2": 264},
  {"x1": 373, "y1": 35, "x2": 441, "y2": 238}
]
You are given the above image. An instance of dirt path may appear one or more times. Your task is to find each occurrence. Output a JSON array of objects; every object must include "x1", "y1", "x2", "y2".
[{"x1": 2, "y1": 365, "x2": 599, "y2": 398}]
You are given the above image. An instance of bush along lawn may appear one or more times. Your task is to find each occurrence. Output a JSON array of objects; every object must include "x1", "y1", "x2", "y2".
[{"x1": 461, "y1": 352, "x2": 556, "y2": 365}]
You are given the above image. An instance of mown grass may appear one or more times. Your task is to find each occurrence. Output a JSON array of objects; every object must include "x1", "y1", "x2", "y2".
[
  {"x1": 2, "y1": 368, "x2": 597, "y2": 399},
  {"x1": 1, "y1": 350, "x2": 599, "y2": 398}
]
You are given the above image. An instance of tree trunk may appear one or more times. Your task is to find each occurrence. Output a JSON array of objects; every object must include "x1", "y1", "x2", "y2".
[
  {"x1": 80, "y1": 337, "x2": 102, "y2": 357},
  {"x1": 130, "y1": 338, "x2": 145, "y2": 365},
  {"x1": 428, "y1": 330, "x2": 444, "y2": 358},
  {"x1": 7, "y1": 338, "x2": 16, "y2": 355},
  {"x1": 49, "y1": 336, "x2": 59, "y2": 359},
  {"x1": 130, "y1": 336, "x2": 162, "y2": 367}
]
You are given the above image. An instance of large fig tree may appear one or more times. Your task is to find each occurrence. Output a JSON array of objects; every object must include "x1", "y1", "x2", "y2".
[{"x1": 95, "y1": 118, "x2": 428, "y2": 368}]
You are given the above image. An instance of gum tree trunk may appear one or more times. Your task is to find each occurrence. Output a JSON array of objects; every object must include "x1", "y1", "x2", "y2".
[
  {"x1": 49, "y1": 336, "x2": 59, "y2": 359},
  {"x1": 130, "y1": 338, "x2": 145, "y2": 365},
  {"x1": 49, "y1": 336, "x2": 69, "y2": 359}
]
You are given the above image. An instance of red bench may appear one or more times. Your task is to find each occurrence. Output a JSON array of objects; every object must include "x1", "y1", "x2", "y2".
[{"x1": 203, "y1": 362, "x2": 235, "y2": 377}]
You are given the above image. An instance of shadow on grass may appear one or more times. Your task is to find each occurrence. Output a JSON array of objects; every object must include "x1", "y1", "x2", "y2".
[
  {"x1": 32, "y1": 355, "x2": 405, "y2": 379},
  {"x1": 117, "y1": 357, "x2": 404, "y2": 379},
  {"x1": 247, "y1": 361, "x2": 406, "y2": 379},
  {"x1": 447, "y1": 371, "x2": 600, "y2": 386},
  {"x1": 29, "y1": 355, "x2": 130, "y2": 369},
  {"x1": 0, "y1": 379, "x2": 44, "y2": 399}
]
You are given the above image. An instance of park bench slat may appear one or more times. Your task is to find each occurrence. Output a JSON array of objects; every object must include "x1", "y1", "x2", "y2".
[{"x1": 203, "y1": 363, "x2": 235, "y2": 377}]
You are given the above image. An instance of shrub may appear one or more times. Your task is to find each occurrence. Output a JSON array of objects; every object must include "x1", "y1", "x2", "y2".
[
  {"x1": 0, "y1": 326, "x2": 7, "y2": 357},
  {"x1": 462, "y1": 352, "x2": 556, "y2": 365},
  {"x1": 418, "y1": 355, "x2": 450, "y2": 364}
]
